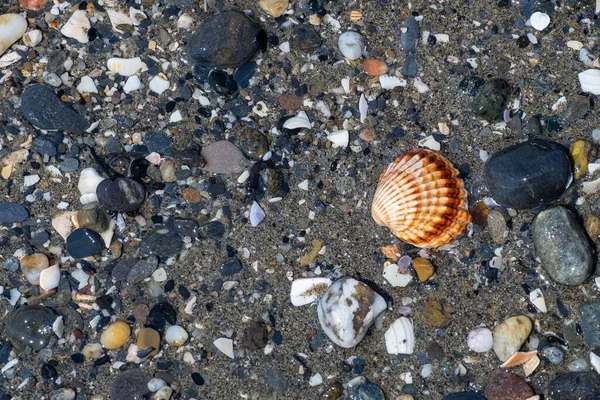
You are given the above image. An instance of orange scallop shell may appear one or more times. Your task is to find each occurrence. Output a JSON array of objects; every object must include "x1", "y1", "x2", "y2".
[{"x1": 371, "y1": 149, "x2": 471, "y2": 248}]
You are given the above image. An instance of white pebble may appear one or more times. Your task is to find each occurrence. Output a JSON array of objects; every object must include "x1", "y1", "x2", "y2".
[
  {"x1": 467, "y1": 327, "x2": 493, "y2": 353},
  {"x1": 147, "y1": 378, "x2": 166, "y2": 392},
  {"x1": 165, "y1": 325, "x2": 188, "y2": 346},
  {"x1": 421, "y1": 363, "x2": 433, "y2": 378},
  {"x1": 39, "y1": 264, "x2": 60, "y2": 291},
  {"x1": 123, "y1": 75, "x2": 141, "y2": 94},
  {"x1": 327, "y1": 130, "x2": 349, "y2": 148},
  {"x1": 530, "y1": 12, "x2": 550, "y2": 31},
  {"x1": 107, "y1": 57, "x2": 146, "y2": 77},
  {"x1": 22, "y1": 29, "x2": 42, "y2": 47},
  {"x1": 76, "y1": 76, "x2": 98, "y2": 94},
  {"x1": 290, "y1": 277, "x2": 332, "y2": 306},
  {"x1": 0, "y1": 13, "x2": 27, "y2": 55},
  {"x1": 213, "y1": 337, "x2": 234, "y2": 359},
  {"x1": 149, "y1": 75, "x2": 170, "y2": 95},
  {"x1": 338, "y1": 31, "x2": 365, "y2": 60},
  {"x1": 309, "y1": 373, "x2": 323, "y2": 386},
  {"x1": 382, "y1": 263, "x2": 413, "y2": 287},
  {"x1": 578, "y1": 69, "x2": 600, "y2": 95}
]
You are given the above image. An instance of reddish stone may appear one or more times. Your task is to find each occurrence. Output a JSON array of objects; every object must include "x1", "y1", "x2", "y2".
[
  {"x1": 20, "y1": 0, "x2": 48, "y2": 10},
  {"x1": 485, "y1": 370, "x2": 534, "y2": 400},
  {"x1": 278, "y1": 94, "x2": 303, "y2": 110}
]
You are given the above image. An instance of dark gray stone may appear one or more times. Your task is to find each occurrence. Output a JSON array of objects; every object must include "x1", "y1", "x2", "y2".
[
  {"x1": 220, "y1": 258, "x2": 242, "y2": 276},
  {"x1": 127, "y1": 256, "x2": 159, "y2": 284},
  {"x1": 443, "y1": 394, "x2": 487, "y2": 400},
  {"x1": 267, "y1": 366, "x2": 288, "y2": 393},
  {"x1": 144, "y1": 132, "x2": 172, "y2": 155},
  {"x1": 346, "y1": 376, "x2": 385, "y2": 400},
  {"x1": 473, "y1": 78, "x2": 511, "y2": 121},
  {"x1": 110, "y1": 369, "x2": 151, "y2": 400},
  {"x1": 20, "y1": 85, "x2": 89, "y2": 133},
  {"x1": 579, "y1": 301, "x2": 600, "y2": 346},
  {"x1": 140, "y1": 227, "x2": 183, "y2": 261},
  {"x1": 291, "y1": 25, "x2": 322, "y2": 51},
  {"x1": 111, "y1": 258, "x2": 138, "y2": 282},
  {"x1": 188, "y1": 11, "x2": 260, "y2": 68},
  {"x1": 66, "y1": 229, "x2": 104, "y2": 258},
  {"x1": 0, "y1": 202, "x2": 29, "y2": 223},
  {"x1": 5, "y1": 306, "x2": 57, "y2": 351},
  {"x1": 532, "y1": 207, "x2": 592, "y2": 286},
  {"x1": 30, "y1": 230, "x2": 50, "y2": 246},
  {"x1": 32, "y1": 138, "x2": 57, "y2": 156},
  {"x1": 548, "y1": 372, "x2": 600, "y2": 400},
  {"x1": 96, "y1": 177, "x2": 146, "y2": 212},
  {"x1": 59, "y1": 158, "x2": 80, "y2": 172},
  {"x1": 401, "y1": 51, "x2": 419, "y2": 77},
  {"x1": 400, "y1": 17, "x2": 419, "y2": 51},
  {"x1": 173, "y1": 219, "x2": 199, "y2": 238},
  {"x1": 483, "y1": 140, "x2": 572, "y2": 209}
]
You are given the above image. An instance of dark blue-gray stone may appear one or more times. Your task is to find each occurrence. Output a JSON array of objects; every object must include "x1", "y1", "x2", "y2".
[
  {"x1": 473, "y1": 78, "x2": 511, "y2": 121},
  {"x1": 483, "y1": 140, "x2": 572, "y2": 209},
  {"x1": 96, "y1": 177, "x2": 146, "y2": 212},
  {"x1": 233, "y1": 62, "x2": 257, "y2": 89},
  {"x1": 32, "y1": 137, "x2": 57, "y2": 156},
  {"x1": 188, "y1": 11, "x2": 260, "y2": 68},
  {"x1": 400, "y1": 17, "x2": 419, "y2": 51},
  {"x1": 66, "y1": 228, "x2": 104, "y2": 258},
  {"x1": 144, "y1": 132, "x2": 172, "y2": 155},
  {"x1": 346, "y1": 376, "x2": 385, "y2": 400},
  {"x1": 0, "y1": 202, "x2": 29, "y2": 223},
  {"x1": 443, "y1": 394, "x2": 487, "y2": 400},
  {"x1": 266, "y1": 367, "x2": 288, "y2": 393},
  {"x1": 111, "y1": 258, "x2": 138, "y2": 282},
  {"x1": 401, "y1": 51, "x2": 419, "y2": 77},
  {"x1": 59, "y1": 157, "x2": 80, "y2": 172},
  {"x1": 5, "y1": 305, "x2": 57, "y2": 351},
  {"x1": 140, "y1": 227, "x2": 183, "y2": 261},
  {"x1": 579, "y1": 301, "x2": 600, "y2": 346},
  {"x1": 532, "y1": 206, "x2": 592, "y2": 286},
  {"x1": 173, "y1": 218, "x2": 199, "y2": 238},
  {"x1": 127, "y1": 256, "x2": 159, "y2": 284},
  {"x1": 20, "y1": 84, "x2": 89, "y2": 133},
  {"x1": 30, "y1": 230, "x2": 50, "y2": 246},
  {"x1": 220, "y1": 258, "x2": 242, "y2": 276},
  {"x1": 548, "y1": 372, "x2": 600, "y2": 400}
]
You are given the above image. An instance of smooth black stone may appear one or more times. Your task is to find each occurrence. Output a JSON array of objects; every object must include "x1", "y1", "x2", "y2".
[
  {"x1": 233, "y1": 62, "x2": 257, "y2": 88},
  {"x1": 401, "y1": 51, "x2": 419, "y2": 77},
  {"x1": 96, "y1": 177, "x2": 146, "y2": 212},
  {"x1": 140, "y1": 227, "x2": 183, "y2": 261},
  {"x1": 483, "y1": 140, "x2": 572, "y2": 209},
  {"x1": 66, "y1": 228, "x2": 105, "y2": 258},
  {"x1": 146, "y1": 302, "x2": 177, "y2": 334},
  {"x1": 5, "y1": 305, "x2": 57, "y2": 351},
  {"x1": 20, "y1": 84, "x2": 89, "y2": 133},
  {"x1": 220, "y1": 258, "x2": 242, "y2": 276},
  {"x1": 144, "y1": 132, "x2": 172, "y2": 155},
  {"x1": 443, "y1": 393, "x2": 487, "y2": 400},
  {"x1": 0, "y1": 202, "x2": 29, "y2": 223},
  {"x1": 110, "y1": 369, "x2": 151, "y2": 400},
  {"x1": 127, "y1": 256, "x2": 159, "y2": 284},
  {"x1": 291, "y1": 25, "x2": 322, "y2": 51},
  {"x1": 188, "y1": 11, "x2": 260, "y2": 68},
  {"x1": 473, "y1": 78, "x2": 511, "y2": 121},
  {"x1": 173, "y1": 218, "x2": 199, "y2": 237},
  {"x1": 171, "y1": 148, "x2": 205, "y2": 167},
  {"x1": 579, "y1": 301, "x2": 600, "y2": 346},
  {"x1": 208, "y1": 70, "x2": 238, "y2": 96},
  {"x1": 548, "y1": 372, "x2": 600, "y2": 400}
]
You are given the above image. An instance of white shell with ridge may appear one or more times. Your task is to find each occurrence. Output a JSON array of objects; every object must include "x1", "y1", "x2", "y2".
[
  {"x1": 0, "y1": 13, "x2": 27, "y2": 56},
  {"x1": 384, "y1": 317, "x2": 415, "y2": 354},
  {"x1": 61, "y1": 10, "x2": 91, "y2": 44}
]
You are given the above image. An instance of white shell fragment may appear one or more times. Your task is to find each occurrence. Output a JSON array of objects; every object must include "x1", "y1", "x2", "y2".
[
  {"x1": 359, "y1": 94, "x2": 368, "y2": 124},
  {"x1": 129, "y1": 7, "x2": 147, "y2": 26},
  {"x1": 249, "y1": 201, "x2": 265, "y2": 227},
  {"x1": 39, "y1": 264, "x2": 60, "y2": 291},
  {"x1": 467, "y1": 327, "x2": 493, "y2": 353},
  {"x1": 0, "y1": 13, "x2": 28, "y2": 56},
  {"x1": 77, "y1": 76, "x2": 98, "y2": 94},
  {"x1": 53, "y1": 316, "x2": 64, "y2": 338},
  {"x1": 529, "y1": 288, "x2": 547, "y2": 313},
  {"x1": 123, "y1": 75, "x2": 141, "y2": 94},
  {"x1": 213, "y1": 338, "x2": 234, "y2": 359},
  {"x1": 379, "y1": 74, "x2": 407, "y2": 90},
  {"x1": 591, "y1": 351, "x2": 600, "y2": 374},
  {"x1": 384, "y1": 317, "x2": 415, "y2": 355},
  {"x1": 290, "y1": 277, "x2": 332, "y2": 306},
  {"x1": 107, "y1": 8, "x2": 133, "y2": 34},
  {"x1": 338, "y1": 31, "x2": 366, "y2": 61},
  {"x1": 283, "y1": 111, "x2": 311, "y2": 130},
  {"x1": 530, "y1": 11, "x2": 550, "y2": 31},
  {"x1": 0, "y1": 51, "x2": 21, "y2": 67},
  {"x1": 382, "y1": 263, "x2": 413, "y2": 287},
  {"x1": 578, "y1": 69, "x2": 600, "y2": 95},
  {"x1": 327, "y1": 130, "x2": 349, "y2": 148},
  {"x1": 317, "y1": 277, "x2": 387, "y2": 348},
  {"x1": 107, "y1": 57, "x2": 146, "y2": 77},
  {"x1": 22, "y1": 29, "x2": 42, "y2": 47},
  {"x1": 149, "y1": 75, "x2": 170, "y2": 94},
  {"x1": 61, "y1": 10, "x2": 91, "y2": 44},
  {"x1": 78, "y1": 168, "x2": 106, "y2": 205}
]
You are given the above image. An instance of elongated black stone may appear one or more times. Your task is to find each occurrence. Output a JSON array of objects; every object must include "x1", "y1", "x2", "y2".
[{"x1": 66, "y1": 228, "x2": 104, "y2": 258}]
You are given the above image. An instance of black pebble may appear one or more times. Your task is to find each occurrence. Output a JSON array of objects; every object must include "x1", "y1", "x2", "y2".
[{"x1": 66, "y1": 229, "x2": 105, "y2": 258}]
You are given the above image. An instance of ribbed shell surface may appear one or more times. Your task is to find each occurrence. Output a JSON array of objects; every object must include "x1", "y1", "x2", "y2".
[{"x1": 371, "y1": 149, "x2": 471, "y2": 248}]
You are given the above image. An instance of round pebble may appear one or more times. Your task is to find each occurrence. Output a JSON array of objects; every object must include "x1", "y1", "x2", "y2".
[
  {"x1": 137, "y1": 327, "x2": 161, "y2": 357},
  {"x1": 5, "y1": 305, "x2": 58, "y2": 351},
  {"x1": 165, "y1": 325, "x2": 188, "y2": 346},
  {"x1": 338, "y1": 31, "x2": 365, "y2": 60},
  {"x1": 467, "y1": 327, "x2": 493, "y2": 353},
  {"x1": 100, "y1": 321, "x2": 131, "y2": 350}
]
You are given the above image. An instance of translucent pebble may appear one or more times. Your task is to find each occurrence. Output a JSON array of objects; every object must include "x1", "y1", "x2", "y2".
[{"x1": 165, "y1": 325, "x2": 188, "y2": 346}]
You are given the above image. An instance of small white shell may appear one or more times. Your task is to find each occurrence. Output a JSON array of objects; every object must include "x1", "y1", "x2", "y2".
[
  {"x1": 78, "y1": 168, "x2": 106, "y2": 205},
  {"x1": 591, "y1": 351, "x2": 600, "y2": 374},
  {"x1": 578, "y1": 69, "x2": 600, "y2": 95},
  {"x1": 39, "y1": 264, "x2": 60, "y2": 291},
  {"x1": 213, "y1": 338, "x2": 234, "y2": 359},
  {"x1": 52, "y1": 211, "x2": 77, "y2": 240},
  {"x1": 149, "y1": 75, "x2": 170, "y2": 94},
  {"x1": 0, "y1": 13, "x2": 28, "y2": 56},
  {"x1": 100, "y1": 219, "x2": 116, "y2": 248},
  {"x1": 22, "y1": 29, "x2": 43, "y2": 47},
  {"x1": 123, "y1": 75, "x2": 141, "y2": 94},
  {"x1": 107, "y1": 9, "x2": 133, "y2": 33},
  {"x1": 60, "y1": 10, "x2": 91, "y2": 44},
  {"x1": 529, "y1": 288, "x2": 547, "y2": 313},
  {"x1": 283, "y1": 111, "x2": 311, "y2": 130},
  {"x1": 384, "y1": 317, "x2": 415, "y2": 355},
  {"x1": 53, "y1": 316, "x2": 64, "y2": 338},
  {"x1": 290, "y1": 277, "x2": 332, "y2": 306},
  {"x1": 379, "y1": 74, "x2": 407, "y2": 89},
  {"x1": 249, "y1": 201, "x2": 265, "y2": 227},
  {"x1": 107, "y1": 57, "x2": 146, "y2": 77},
  {"x1": 359, "y1": 94, "x2": 368, "y2": 123},
  {"x1": 76, "y1": 76, "x2": 98, "y2": 94},
  {"x1": 529, "y1": 11, "x2": 550, "y2": 31},
  {"x1": 327, "y1": 130, "x2": 349, "y2": 148},
  {"x1": 0, "y1": 51, "x2": 22, "y2": 68},
  {"x1": 382, "y1": 263, "x2": 413, "y2": 287}
]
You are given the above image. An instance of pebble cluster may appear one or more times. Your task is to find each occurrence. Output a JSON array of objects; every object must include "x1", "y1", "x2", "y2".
[{"x1": 2, "y1": 0, "x2": 600, "y2": 399}]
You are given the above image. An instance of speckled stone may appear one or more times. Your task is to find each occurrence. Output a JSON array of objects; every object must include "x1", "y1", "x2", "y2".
[
  {"x1": 127, "y1": 256, "x2": 159, "y2": 284},
  {"x1": 237, "y1": 128, "x2": 269, "y2": 160},
  {"x1": 579, "y1": 301, "x2": 600, "y2": 346},
  {"x1": 110, "y1": 369, "x2": 151, "y2": 400},
  {"x1": 473, "y1": 78, "x2": 511, "y2": 121},
  {"x1": 485, "y1": 370, "x2": 534, "y2": 400},
  {"x1": 548, "y1": 372, "x2": 600, "y2": 400},
  {"x1": 0, "y1": 201, "x2": 29, "y2": 223},
  {"x1": 140, "y1": 227, "x2": 183, "y2": 261},
  {"x1": 201, "y1": 141, "x2": 248, "y2": 174},
  {"x1": 96, "y1": 177, "x2": 146, "y2": 212}
]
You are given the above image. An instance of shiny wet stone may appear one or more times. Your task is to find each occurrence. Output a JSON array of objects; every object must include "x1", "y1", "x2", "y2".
[
  {"x1": 346, "y1": 376, "x2": 385, "y2": 400},
  {"x1": 173, "y1": 218, "x2": 199, "y2": 237},
  {"x1": 96, "y1": 177, "x2": 146, "y2": 212},
  {"x1": 473, "y1": 78, "x2": 511, "y2": 121},
  {"x1": 208, "y1": 69, "x2": 238, "y2": 96},
  {"x1": 140, "y1": 227, "x2": 183, "y2": 261},
  {"x1": 483, "y1": 139, "x2": 572, "y2": 209},
  {"x1": 0, "y1": 201, "x2": 29, "y2": 223},
  {"x1": 220, "y1": 258, "x2": 242, "y2": 276},
  {"x1": 66, "y1": 228, "x2": 105, "y2": 258},
  {"x1": 237, "y1": 128, "x2": 269, "y2": 160},
  {"x1": 5, "y1": 305, "x2": 57, "y2": 351}
]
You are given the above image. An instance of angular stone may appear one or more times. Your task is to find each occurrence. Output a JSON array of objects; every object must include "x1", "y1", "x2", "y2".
[
  {"x1": 20, "y1": 84, "x2": 89, "y2": 133},
  {"x1": 140, "y1": 227, "x2": 183, "y2": 261},
  {"x1": 127, "y1": 256, "x2": 159, "y2": 284},
  {"x1": 548, "y1": 372, "x2": 600, "y2": 400},
  {"x1": 188, "y1": 11, "x2": 260, "y2": 68},
  {"x1": 201, "y1": 141, "x2": 248, "y2": 174},
  {"x1": 473, "y1": 78, "x2": 511, "y2": 121},
  {"x1": 533, "y1": 206, "x2": 593, "y2": 285}
]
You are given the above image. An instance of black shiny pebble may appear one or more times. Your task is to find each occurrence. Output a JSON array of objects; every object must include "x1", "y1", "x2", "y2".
[
  {"x1": 483, "y1": 139, "x2": 572, "y2": 209},
  {"x1": 173, "y1": 218, "x2": 199, "y2": 238},
  {"x1": 96, "y1": 177, "x2": 146, "y2": 212},
  {"x1": 208, "y1": 69, "x2": 238, "y2": 96},
  {"x1": 220, "y1": 258, "x2": 242, "y2": 276},
  {"x1": 0, "y1": 202, "x2": 29, "y2": 223},
  {"x1": 140, "y1": 227, "x2": 183, "y2": 261},
  {"x1": 5, "y1": 305, "x2": 58, "y2": 351},
  {"x1": 146, "y1": 302, "x2": 177, "y2": 334},
  {"x1": 66, "y1": 228, "x2": 105, "y2": 258},
  {"x1": 233, "y1": 62, "x2": 257, "y2": 88}
]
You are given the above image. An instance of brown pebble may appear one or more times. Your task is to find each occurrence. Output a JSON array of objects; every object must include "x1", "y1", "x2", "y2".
[
  {"x1": 160, "y1": 160, "x2": 177, "y2": 182},
  {"x1": 137, "y1": 327, "x2": 160, "y2": 357},
  {"x1": 484, "y1": 370, "x2": 534, "y2": 400},
  {"x1": 470, "y1": 201, "x2": 489, "y2": 227},
  {"x1": 109, "y1": 240, "x2": 122, "y2": 258},
  {"x1": 487, "y1": 210, "x2": 507, "y2": 244},
  {"x1": 182, "y1": 187, "x2": 202, "y2": 204},
  {"x1": 363, "y1": 59, "x2": 388, "y2": 76},
  {"x1": 585, "y1": 215, "x2": 600, "y2": 241},
  {"x1": 242, "y1": 322, "x2": 268, "y2": 350},
  {"x1": 424, "y1": 296, "x2": 452, "y2": 328},
  {"x1": 278, "y1": 94, "x2": 303, "y2": 110},
  {"x1": 298, "y1": 239, "x2": 324, "y2": 266},
  {"x1": 413, "y1": 257, "x2": 435, "y2": 282}
]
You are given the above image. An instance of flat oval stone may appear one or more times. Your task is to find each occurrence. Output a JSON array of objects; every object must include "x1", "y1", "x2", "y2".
[
  {"x1": 20, "y1": 84, "x2": 89, "y2": 133},
  {"x1": 188, "y1": 11, "x2": 260, "y2": 68},
  {"x1": 483, "y1": 140, "x2": 572, "y2": 209},
  {"x1": 579, "y1": 301, "x2": 600, "y2": 346},
  {"x1": 0, "y1": 201, "x2": 29, "y2": 223},
  {"x1": 473, "y1": 78, "x2": 511, "y2": 121},
  {"x1": 140, "y1": 227, "x2": 183, "y2": 261},
  {"x1": 96, "y1": 177, "x2": 146, "y2": 212},
  {"x1": 127, "y1": 256, "x2": 159, "y2": 284},
  {"x1": 533, "y1": 206, "x2": 593, "y2": 285},
  {"x1": 492, "y1": 315, "x2": 532, "y2": 362},
  {"x1": 66, "y1": 228, "x2": 105, "y2": 258},
  {"x1": 5, "y1": 305, "x2": 57, "y2": 351},
  {"x1": 548, "y1": 372, "x2": 600, "y2": 400},
  {"x1": 220, "y1": 258, "x2": 242, "y2": 276},
  {"x1": 201, "y1": 140, "x2": 248, "y2": 174}
]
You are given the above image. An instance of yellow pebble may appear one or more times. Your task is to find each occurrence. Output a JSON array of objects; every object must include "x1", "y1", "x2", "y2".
[
  {"x1": 137, "y1": 327, "x2": 160, "y2": 357},
  {"x1": 100, "y1": 321, "x2": 131, "y2": 350},
  {"x1": 570, "y1": 140, "x2": 590, "y2": 180},
  {"x1": 585, "y1": 215, "x2": 600, "y2": 241},
  {"x1": 413, "y1": 258, "x2": 435, "y2": 282}
]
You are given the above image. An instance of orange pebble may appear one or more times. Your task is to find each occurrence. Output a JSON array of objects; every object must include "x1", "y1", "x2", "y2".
[{"x1": 362, "y1": 59, "x2": 388, "y2": 76}]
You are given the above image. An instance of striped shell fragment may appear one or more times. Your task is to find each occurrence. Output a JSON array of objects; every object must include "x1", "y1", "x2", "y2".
[{"x1": 371, "y1": 149, "x2": 471, "y2": 248}]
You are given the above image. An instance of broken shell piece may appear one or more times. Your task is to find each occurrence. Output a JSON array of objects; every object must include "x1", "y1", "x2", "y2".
[
  {"x1": 53, "y1": 315, "x2": 64, "y2": 338},
  {"x1": 283, "y1": 111, "x2": 311, "y2": 130},
  {"x1": 529, "y1": 288, "x2": 547, "y2": 313},
  {"x1": 123, "y1": 75, "x2": 141, "y2": 94},
  {"x1": 213, "y1": 338, "x2": 234, "y2": 359},
  {"x1": 39, "y1": 264, "x2": 60, "y2": 291},
  {"x1": 500, "y1": 350, "x2": 538, "y2": 369},
  {"x1": 290, "y1": 277, "x2": 332, "y2": 306},
  {"x1": 52, "y1": 211, "x2": 77, "y2": 240},
  {"x1": 578, "y1": 69, "x2": 600, "y2": 95},
  {"x1": 107, "y1": 57, "x2": 146, "y2": 77},
  {"x1": 149, "y1": 75, "x2": 170, "y2": 94},
  {"x1": 107, "y1": 8, "x2": 133, "y2": 34},
  {"x1": 379, "y1": 74, "x2": 407, "y2": 90},
  {"x1": 129, "y1": 7, "x2": 147, "y2": 26},
  {"x1": 249, "y1": 201, "x2": 265, "y2": 227},
  {"x1": 590, "y1": 351, "x2": 600, "y2": 374},
  {"x1": 384, "y1": 317, "x2": 415, "y2": 355},
  {"x1": 0, "y1": 51, "x2": 22, "y2": 68},
  {"x1": 382, "y1": 263, "x2": 413, "y2": 287},
  {"x1": 359, "y1": 94, "x2": 368, "y2": 124},
  {"x1": 76, "y1": 76, "x2": 98, "y2": 94},
  {"x1": 327, "y1": 130, "x2": 349, "y2": 148},
  {"x1": 522, "y1": 354, "x2": 540, "y2": 377},
  {"x1": 0, "y1": 13, "x2": 27, "y2": 56},
  {"x1": 61, "y1": 10, "x2": 91, "y2": 44},
  {"x1": 20, "y1": 253, "x2": 49, "y2": 285},
  {"x1": 78, "y1": 168, "x2": 106, "y2": 205},
  {"x1": 177, "y1": 13, "x2": 194, "y2": 30},
  {"x1": 22, "y1": 29, "x2": 42, "y2": 47}
]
